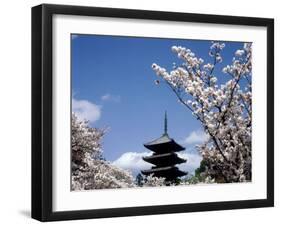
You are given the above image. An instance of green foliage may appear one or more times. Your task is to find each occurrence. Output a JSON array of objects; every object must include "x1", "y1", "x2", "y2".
[
  {"x1": 184, "y1": 160, "x2": 208, "y2": 184},
  {"x1": 195, "y1": 160, "x2": 207, "y2": 177},
  {"x1": 136, "y1": 173, "x2": 144, "y2": 187}
]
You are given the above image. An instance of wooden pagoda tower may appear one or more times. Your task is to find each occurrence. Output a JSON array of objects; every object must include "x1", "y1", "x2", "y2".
[{"x1": 141, "y1": 112, "x2": 187, "y2": 182}]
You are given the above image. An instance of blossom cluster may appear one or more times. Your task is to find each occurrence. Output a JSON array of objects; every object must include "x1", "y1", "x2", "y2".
[
  {"x1": 71, "y1": 113, "x2": 136, "y2": 190},
  {"x1": 71, "y1": 113, "x2": 105, "y2": 165},
  {"x1": 141, "y1": 174, "x2": 166, "y2": 187},
  {"x1": 72, "y1": 155, "x2": 136, "y2": 190}
]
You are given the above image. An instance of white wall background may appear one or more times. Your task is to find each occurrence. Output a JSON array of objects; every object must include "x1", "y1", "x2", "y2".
[{"x1": 0, "y1": 0, "x2": 279, "y2": 225}]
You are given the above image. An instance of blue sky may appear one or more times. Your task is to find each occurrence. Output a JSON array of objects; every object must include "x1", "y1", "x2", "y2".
[{"x1": 71, "y1": 34, "x2": 244, "y2": 176}]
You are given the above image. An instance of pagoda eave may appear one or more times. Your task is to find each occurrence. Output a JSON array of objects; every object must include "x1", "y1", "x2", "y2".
[
  {"x1": 144, "y1": 142, "x2": 185, "y2": 153},
  {"x1": 143, "y1": 153, "x2": 186, "y2": 166},
  {"x1": 144, "y1": 134, "x2": 185, "y2": 153},
  {"x1": 141, "y1": 166, "x2": 187, "y2": 178}
]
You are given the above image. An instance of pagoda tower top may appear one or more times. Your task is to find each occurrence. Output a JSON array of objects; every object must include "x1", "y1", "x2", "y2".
[{"x1": 143, "y1": 112, "x2": 185, "y2": 152}]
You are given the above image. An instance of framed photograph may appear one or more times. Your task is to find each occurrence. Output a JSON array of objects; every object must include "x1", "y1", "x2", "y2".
[{"x1": 32, "y1": 4, "x2": 274, "y2": 221}]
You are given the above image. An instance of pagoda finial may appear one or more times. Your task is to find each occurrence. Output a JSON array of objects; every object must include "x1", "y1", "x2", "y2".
[{"x1": 164, "y1": 111, "x2": 168, "y2": 135}]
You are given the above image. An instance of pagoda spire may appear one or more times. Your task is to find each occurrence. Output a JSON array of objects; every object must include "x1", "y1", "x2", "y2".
[{"x1": 164, "y1": 111, "x2": 168, "y2": 135}]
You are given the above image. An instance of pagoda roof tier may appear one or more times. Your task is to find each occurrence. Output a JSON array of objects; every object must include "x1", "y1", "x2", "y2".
[
  {"x1": 144, "y1": 134, "x2": 185, "y2": 153},
  {"x1": 143, "y1": 152, "x2": 186, "y2": 166},
  {"x1": 141, "y1": 166, "x2": 187, "y2": 178}
]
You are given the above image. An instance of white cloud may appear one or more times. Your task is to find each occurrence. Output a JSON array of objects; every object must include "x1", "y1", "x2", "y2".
[
  {"x1": 72, "y1": 98, "x2": 101, "y2": 123},
  {"x1": 101, "y1": 94, "x2": 110, "y2": 101},
  {"x1": 112, "y1": 152, "x2": 152, "y2": 176},
  {"x1": 177, "y1": 152, "x2": 202, "y2": 175},
  {"x1": 112, "y1": 151, "x2": 202, "y2": 177},
  {"x1": 101, "y1": 93, "x2": 121, "y2": 103},
  {"x1": 183, "y1": 130, "x2": 209, "y2": 145}
]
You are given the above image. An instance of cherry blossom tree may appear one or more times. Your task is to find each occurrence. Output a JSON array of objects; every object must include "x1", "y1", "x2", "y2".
[
  {"x1": 71, "y1": 113, "x2": 135, "y2": 190},
  {"x1": 151, "y1": 42, "x2": 252, "y2": 183}
]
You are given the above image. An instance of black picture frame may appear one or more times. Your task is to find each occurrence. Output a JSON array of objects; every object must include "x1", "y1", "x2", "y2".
[{"x1": 32, "y1": 3, "x2": 274, "y2": 222}]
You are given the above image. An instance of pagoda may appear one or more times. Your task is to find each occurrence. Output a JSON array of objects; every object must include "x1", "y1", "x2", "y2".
[{"x1": 141, "y1": 112, "x2": 187, "y2": 182}]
